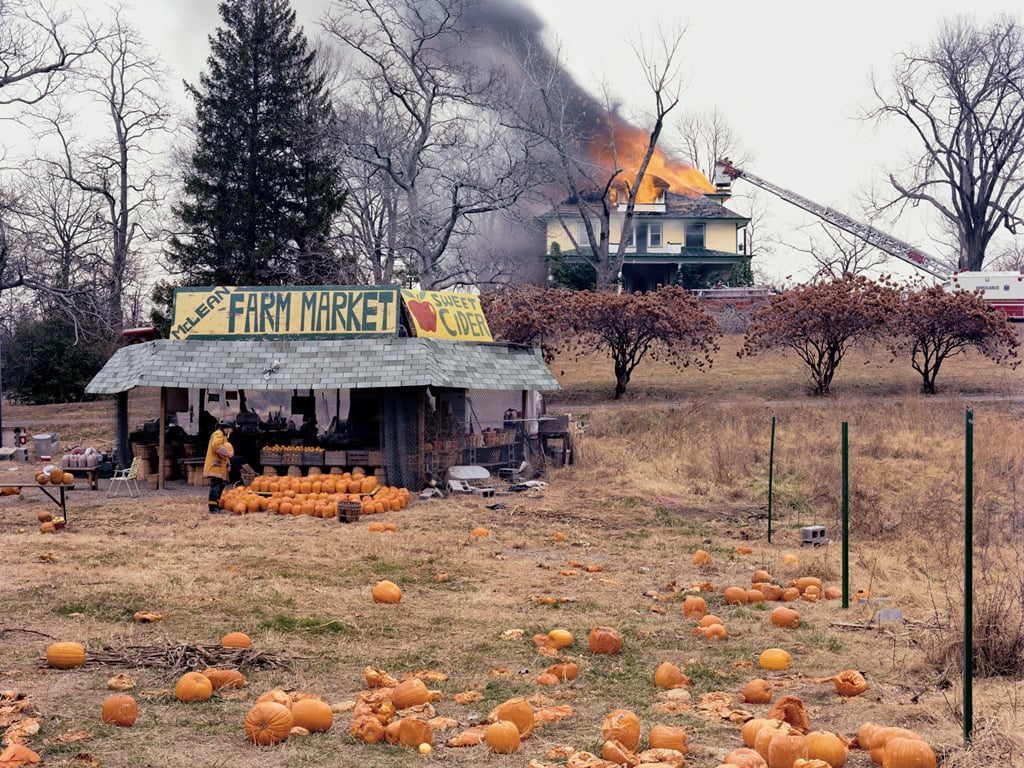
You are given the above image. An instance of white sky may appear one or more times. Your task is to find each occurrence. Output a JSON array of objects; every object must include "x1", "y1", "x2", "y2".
[{"x1": 118, "y1": 1, "x2": 1019, "y2": 283}]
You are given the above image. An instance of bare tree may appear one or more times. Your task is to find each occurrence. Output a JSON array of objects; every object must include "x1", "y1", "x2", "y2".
[
  {"x1": 868, "y1": 14, "x2": 1024, "y2": 271},
  {"x1": 323, "y1": 0, "x2": 537, "y2": 289},
  {"x1": 674, "y1": 107, "x2": 749, "y2": 182},
  {"x1": 796, "y1": 218, "x2": 895, "y2": 280},
  {"x1": 512, "y1": 26, "x2": 693, "y2": 291},
  {"x1": 32, "y1": 10, "x2": 173, "y2": 331},
  {"x1": 0, "y1": 0, "x2": 100, "y2": 108}
]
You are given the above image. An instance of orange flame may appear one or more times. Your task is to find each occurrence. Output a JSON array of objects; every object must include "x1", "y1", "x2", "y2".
[{"x1": 588, "y1": 118, "x2": 713, "y2": 202}]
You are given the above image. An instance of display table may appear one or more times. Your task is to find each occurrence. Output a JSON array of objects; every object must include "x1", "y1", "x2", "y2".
[
  {"x1": 1, "y1": 484, "x2": 69, "y2": 523},
  {"x1": 65, "y1": 467, "x2": 99, "y2": 491}
]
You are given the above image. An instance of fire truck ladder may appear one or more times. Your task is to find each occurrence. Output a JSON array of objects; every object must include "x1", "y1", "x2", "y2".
[{"x1": 713, "y1": 159, "x2": 949, "y2": 280}]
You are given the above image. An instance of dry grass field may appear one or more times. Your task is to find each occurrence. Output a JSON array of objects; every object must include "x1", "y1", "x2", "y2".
[{"x1": 1, "y1": 333, "x2": 1022, "y2": 768}]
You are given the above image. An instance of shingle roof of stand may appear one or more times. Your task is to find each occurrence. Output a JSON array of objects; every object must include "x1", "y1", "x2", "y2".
[{"x1": 84, "y1": 337, "x2": 560, "y2": 395}]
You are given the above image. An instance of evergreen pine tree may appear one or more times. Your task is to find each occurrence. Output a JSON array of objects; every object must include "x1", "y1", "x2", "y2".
[{"x1": 169, "y1": 0, "x2": 345, "y2": 286}]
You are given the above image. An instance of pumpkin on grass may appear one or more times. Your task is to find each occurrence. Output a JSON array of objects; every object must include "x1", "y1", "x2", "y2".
[
  {"x1": 46, "y1": 641, "x2": 86, "y2": 669},
  {"x1": 245, "y1": 701, "x2": 293, "y2": 745},
  {"x1": 491, "y1": 697, "x2": 535, "y2": 738},
  {"x1": 881, "y1": 736, "x2": 935, "y2": 768},
  {"x1": 372, "y1": 580, "x2": 402, "y2": 604},
  {"x1": 648, "y1": 723, "x2": 690, "y2": 753},
  {"x1": 770, "y1": 607, "x2": 802, "y2": 629},
  {"x1": 485, "y1": 720, "x2": 520, "y2": 753},
  {"x1": 291, "y1": 697, "x2": 334, "y2": 733},
  {"x1": 101, "y1": 694, "x2": 138, "y2": 727},
  {"x1": 202, "y1": 668, "x2": 246, "y2": 690},
  {"x1": 654, "y1": 661, "x2": 690, "y2": 689},
  {"x1": 832, "y1": 669, "x2": 868, "y2": 696},
  {"x1": 726, "y1": 747, "x2": 769, "y2": 768},
  {"x1": 392, "y1": 677, "x2": 430, "y2": 710},
  {"x1": 601, "y1": 708, "x2": 641, "y2": 751},
  {"x1": 759, "y1": 648, "x2": 792, "y2": 671},
  {"x1": 805, "y1": 730, "x2": 848, "y2": 767},
  {"x1": 742, "y1": 678, "x2": 774, "y2": 704},
  {"x1": 221, "y1": 631, "x2": 252, "y2": 648},
  {"x1": 174, "y1": 671, "x2": 213, "y2": 702},
  {"x1": 588, "y1": 625, "x2": 623, "y2": 654}
]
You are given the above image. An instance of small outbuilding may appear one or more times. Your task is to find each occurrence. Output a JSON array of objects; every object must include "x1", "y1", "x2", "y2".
[{"x1": 85, "y1": 286, "x2": 560, "y2": 491}]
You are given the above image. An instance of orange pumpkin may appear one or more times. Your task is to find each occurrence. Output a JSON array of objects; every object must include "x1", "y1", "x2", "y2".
[
  {"x1": 350, "y1": 714, "x2": 386, "y2": 744},
  {"x1": 770, "y1": 607, "x2": 802, "y2": 629},
  {"x1": 833, "y1": 669, "x2": 868, "y2": 697},
  {"x1": 397, "y1": 716, "x2": 433, "y2": 748},
  {"x1": 588, "y1": 625, "x2": 623, "y2": 654},
  {"x1": 392, "y1": 677, "x2": 430, "y2": 709},
  {"x1": 174, "y1": 671, "x2": 213, "y2": 702},
  {"x1": 546, "y1": 628, "x2": 574, "y2": 649},
  {"x1": 805, "y1": 730, "x2": 848, "y2": 767},
  {"x1": 291, "y1": 697, "x2": 334, "y2": 733},
  {"x1": 742, "y1": 678, "x2": 774, "y2": 704},
  {"x1": 654, "y1": 661, "x2": 690, "y2": 689},
  {"x1": 759, "y1": 648, "x2": 792, "y2": 671},
  {"x1": 372, "y1": 580, "x2": 402, "y2": 604},
  {"x1": 221, "y1": 631, "x2": 252, "y2": 648},
  {"x1": 692, "y1": 549, "x2": 711, "y2": 565},
  {"x1": 245, "y1": 701, "x2": 293, "y2": 745},
  {"x1": 546, "y1": 661, "x2": 579, "y2": 681},
  {"x1": 881, "y1": 736, "x2": 935, "y2": 768},
  {"x1": 202, "y1": 668, "x2": 246, "y2": 690},
  {"x1": 601, "y1": 708, "x2": 641, "y2": 751},
  {"x1": 648, "y1": 723, "x2": 690, "y2": 753},
  {"x1": 767, "y1": 731, "x2": 809, "y2": 768},
  {"x1": 46, "y1": 641, "x2": 86, "y2": 669},
  {"x1": 485, "y1": 720, "x2": 520, "y2": 753},
  {"x1": 492, "y1": 697, "x2": 535, "y2": 738},
  {"x1": 725, "y1": 747, "x2": 770, "y2": 768},
  {"x1": 101, "y1": 694, "x2": 138, "y2": 727},
  {"x1": 683, "y1": 595, "x2": 708, "y2": 619},
  {"x1": 724, "y1": 586, "x2": 749, "y2": 605}
]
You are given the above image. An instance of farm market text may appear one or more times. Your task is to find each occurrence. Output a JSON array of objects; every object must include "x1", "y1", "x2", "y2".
[{"x1": 170, "y1": 286, "x2": 400, "y2": 339}]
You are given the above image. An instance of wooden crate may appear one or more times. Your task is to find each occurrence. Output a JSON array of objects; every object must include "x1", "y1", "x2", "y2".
[{"x1": 324, "y1": 450, "x2": 346, "y2": 466}]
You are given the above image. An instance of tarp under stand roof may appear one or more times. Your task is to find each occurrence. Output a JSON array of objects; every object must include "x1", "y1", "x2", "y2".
[{"x1": 85, "y1": 337, "x2": 560, "y2": 395}]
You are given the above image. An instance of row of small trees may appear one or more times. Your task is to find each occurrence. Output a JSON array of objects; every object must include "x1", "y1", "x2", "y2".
[{"x1": 482, "y1": 276, "x2": 1021, "y2": 399}]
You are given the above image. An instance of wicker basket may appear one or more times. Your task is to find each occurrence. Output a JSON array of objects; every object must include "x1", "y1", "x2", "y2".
[
  {"x1": 336, "y1": 501, "x2": 361, "y2": 523},
  {"x1": 240, "y1": 464, "x2": 256, "y2": 487}
]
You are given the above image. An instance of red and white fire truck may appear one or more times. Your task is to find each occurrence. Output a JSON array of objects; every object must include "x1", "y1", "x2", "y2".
[{"x1": 713, "y1": 160, "x2": 1024, "y2": 320}]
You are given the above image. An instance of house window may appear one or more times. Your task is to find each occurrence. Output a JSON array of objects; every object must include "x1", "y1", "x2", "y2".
[
  {"x1": 685, "y1": 223, "x2": 705, "y2": 248},
  {"x1": 576, "y1": 221, "x2": 590, "y2": 247},
  {"x1": 649, "y1": 222, "x2": 663, "y2": 248}
]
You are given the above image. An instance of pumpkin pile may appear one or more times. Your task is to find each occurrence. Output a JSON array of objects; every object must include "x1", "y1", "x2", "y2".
[{"x1": 217, "y1": 471, "x2": 410, "y2": 517}]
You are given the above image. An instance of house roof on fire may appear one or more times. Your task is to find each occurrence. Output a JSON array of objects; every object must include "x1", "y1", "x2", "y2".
[
  {"x1": 84, "y1": 337, "x2": 560, "y2": 395},
  {"x1": 539, "y1": 190, "x2": 749, "y2": 221}
]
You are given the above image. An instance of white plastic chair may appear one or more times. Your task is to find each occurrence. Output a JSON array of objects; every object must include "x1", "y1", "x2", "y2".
[{"x1": 108, "y1": 456, "x2": 142, "y2": 498}]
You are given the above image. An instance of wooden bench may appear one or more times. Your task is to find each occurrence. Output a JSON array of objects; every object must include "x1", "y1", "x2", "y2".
[
  {"x1": 65, "y1": 467, "x2": 100, "y2": 491},
  {"x1": 0, "y1": 483, "x2": 70, "y2": 524}
]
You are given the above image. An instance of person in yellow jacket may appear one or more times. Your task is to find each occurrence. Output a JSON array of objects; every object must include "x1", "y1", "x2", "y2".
[{"x1": 204, "y1": 418, "x2": 235, "y2": 513}]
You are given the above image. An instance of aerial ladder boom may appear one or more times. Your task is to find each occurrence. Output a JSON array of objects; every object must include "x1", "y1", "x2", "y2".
[{"x1": 713, "y1": 159, "x2": 950, "y2": 280}]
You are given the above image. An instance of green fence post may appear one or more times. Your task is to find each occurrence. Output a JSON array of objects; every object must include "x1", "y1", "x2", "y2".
[
  {"x1": 964, "y1": 408, "x2": 973, "y2": 745},
  {"x1": 842, "y1": 421, "x2": 849, "y2": 610},
  {"x1": 767, "y1": 415, "x2": 776, "y2": 544}
]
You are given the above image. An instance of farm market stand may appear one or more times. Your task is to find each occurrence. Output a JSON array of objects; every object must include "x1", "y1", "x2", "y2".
[{"x1": 86, "y1": 286, "x2": 559, "y2": 492}]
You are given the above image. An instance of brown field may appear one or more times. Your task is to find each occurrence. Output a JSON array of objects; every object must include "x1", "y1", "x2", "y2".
[{"x1": 1, "y1": 333, "x2": 1022, "y2": 767}]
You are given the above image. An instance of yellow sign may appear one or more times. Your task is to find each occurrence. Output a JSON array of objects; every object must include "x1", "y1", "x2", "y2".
[
  {"x1": 170, "y1": 286, "x2": 400, "y2": 340},
  {"x1": 401, "y1": 290, "x2": 493, "y2": 341}
]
